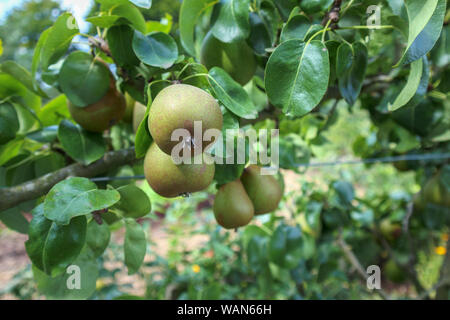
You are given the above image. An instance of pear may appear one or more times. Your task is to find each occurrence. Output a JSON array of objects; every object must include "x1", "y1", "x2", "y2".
[
  {"x1": 123, "y1": 93, "x2": 136, "y2": 123},
  {"x1": 213, "y1": 180, "x2": 255, "y2": 229},
  {"x1": 148, "y1": 84, "x2": 223, "y2": 156},
  {"x1": 68, "y1": 74, "x2": 126, "y2": 133},
  {"x1": 240, "y1": 165, "x2": 283, "y2": 215},
  {"x1": 384, "y1": 259, "x2": 407, "y2": 283},
  {"x1": 143, "y1": 143, "x2": 215, "y2": 198},
  {"x1": 379, "y1": 219, "x2": 402, "y2": 242},
  {"x1": 132, "y1": 101, "x2": 147, "y2": 133},
  {"x1": 423, "y1": 172, "x2": 449, "y2": 207},
  {"x1": 200, "y1": 31, "x2": 257, "y2": 86}
]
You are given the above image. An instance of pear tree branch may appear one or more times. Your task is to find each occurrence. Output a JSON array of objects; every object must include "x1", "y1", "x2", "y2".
[{"x1": 0, "y1": 148, "x2": 137, "y2": 212}]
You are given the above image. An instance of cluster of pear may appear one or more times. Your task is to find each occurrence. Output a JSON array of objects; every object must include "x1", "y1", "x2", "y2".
[
  {"x1": 68, "y1": 59, "x2": 127, "y2": 133},
  {"x1": 143, "y1": 84, "x2": 223, "y2": 198},
  {"x1": 213, "y1": 165, "x2": 283, "y2": 230}
]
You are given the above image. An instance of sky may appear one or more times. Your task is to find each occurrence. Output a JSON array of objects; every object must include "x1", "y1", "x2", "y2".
[{"x1": 0, "y1": 0, "x2": 93, "y2": 31}]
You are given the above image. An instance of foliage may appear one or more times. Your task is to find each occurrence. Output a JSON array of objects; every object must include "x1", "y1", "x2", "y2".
[{"x1": 0, "y1": 0, "x2": 449, "y2": 300}]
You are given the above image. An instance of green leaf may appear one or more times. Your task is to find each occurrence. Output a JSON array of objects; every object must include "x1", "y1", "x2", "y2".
[
  {"x1": 395, "y1": 0, "x2": 443, "y2": 66},
  {"x1": 107, "y1": 25, "x2": 140, "y2": 67},
  {"x1": 211, "y1": 0, "x2": 251, "y2": 43},
  {"x1": 279, "y1": 134, "x2": 310, "y2": 170},
  {"x1": 0, "y1": 103, "x2": 20, "y2": 144},
  {"x1": 146, "y1": 13, "x2": 173, "y2": 34},
  {"x1": 26, "y1": 204, "x2": 87, "y2": 276},
  {"x1": 132, "y1": 31, "x2": 178, "y2": 69},
  {"x1": 27, "y1": 126, "x2": 59, "y2": 143},
  {"x1": 38, "y1": 95, "x2": 70, "y2": 126},
  {"x1": 280, "y1": 14, "x2": 310, "y2": 42},
  {"x1": 111, "y1": 3, "x2": 147, "y2": 33},
  {"x1": 124, "y1": 219, "x2": 147, "y2": 275},
  {"x1": 58, "y1": 120, "x2": 106, "y2": 165},
  {"x1": 208, "y1": 67, "x2": 258, "y2": 119},
  {"x1": 40, "y1": 13, "x2": 79, "y2": 71},
  {"x1": 247, "y1": 12, "x2": 272, "y2": 55},
  {"x1": 85, "y1": 15, "x2": 123, "y2": 28},
  {"x1": 58, "y1": 51, "x2": 110, "y2": 107},
  {"x1": 273, "y1": 0, "x2": 297, "y2": 21},
  {"x1": 86, "y1": 219, "x2": 111, "y2": 258},
  {"x1": 389, "y1": 58, "x2": 424, "y2": 111},
  {"x1": 32, "y1": 247, "x2": 98, "y2": 299},
  {"x1": 336, "y1": 41, "x2": 368, "y2": 107},
  {"x1": 0, "y1": 203, "x2": 31, "y2": 234},
  {"x1": 0, "y1": 61, "x2": 47, "y2": 97},
  {"x1": 265, "y1": 39, "x2": 330, "y2": 117},
  {"x1": 43, "y1": 177, "x2": 121, "y2": 225},
  {"x1": 130, "y1": 0, "x2": 152, "y2": 9},
  {"x1": 179, "y1": 63, "x2": 210, "y2": 89},
  {"x1": 269, "y1": 224, "x2": 287, "y2": 266},
  {"x1": 0, "y1": 139, "x2": 24, "y2": 167},
  {"x1": 34, "y1": 152, "x2": 65, "y2": 177},
  {"x1": 113, "y1": 185, "x2": 152, "y2": 219},
  {"x1": 135, "y1": 81, "x2": 170, "y2": 158},
  {"x1": 180, "y1": 0, "x2": 218, "y2": 56},
  {"x1": 31, "y1": 28, "x2": 51, "y2": 80}
]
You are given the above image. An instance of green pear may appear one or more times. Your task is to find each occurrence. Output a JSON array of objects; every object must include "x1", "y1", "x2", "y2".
[
  {"x1": 68, "y1": 75, "x2": 126, "y2": 133},
  {"x1": 213, "y1": 180, "x2": 255, "y2": 229},
  {"x1": 384, "y1": 259, "x2": 407, "y2": 283},
  {"x1": 123, "y1": 93, "x2": 135, "y2": 123},
  {"x1": 143, "y1": 143, "x2": 215, "y2": 198},
  {"x1": 148, "y1": 84, "x2": 223, "y2": 156},
  {"x1": 200, "y1": 31, "x2": 257, "y2": 86},
  {"x1": 379, "y1": 219, "x2": 402, "y2": 242},
  {"x1": 240, "y1": 165, "x2": 283, "y2": 215},
  {"x1": 423, "y1": 172, "x2": 449, "y2": 207},
  {"x1": 132, "y1": 101, "x2": 147, "y2": 133}
]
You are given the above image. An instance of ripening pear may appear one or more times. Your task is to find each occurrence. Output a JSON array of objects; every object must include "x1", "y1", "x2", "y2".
[
  {"x1": 148, "y1": 84, "x2": 223, "y2": 156},
  {"x1": 123, "y1": 93, "x2": 136, "y2": 123},
  {"x1": 68, "y1": 72, "x2": 126, "y2": 133},
  {"x1": 240, "y1": 165, "x2": 283, "y2": 215},
  {"x1": 200, "y1": 31, "x2": 257, "y2": 86},
  {"x1": 423, "y1": 172, "x2": 449, "y2": 208},
  {"x1": 379, "y1": 219, "x2": 402, "y2": 242},
  {"x1": 143, "y1": 143, "x2": 215, "y2": 198},
  {"x1": 132, "y1": 101, "x2": 147, "y2": 133},
  {"x1": 384, "y1": 259, "x2": 406, "y2": 283},
  {"x1": 213, "y1": 180, "x2": 254, "y2": 229}
]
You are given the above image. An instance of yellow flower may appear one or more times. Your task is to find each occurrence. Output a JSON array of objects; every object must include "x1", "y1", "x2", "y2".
[
  {"x1": 435, "y1": 246, "x2": 446, "y2": 256},
  {"x1": 0, "y1": 39, "x2": 3, "y2": 57},
  {"x1": 192, "y1": 264, "x2": 201, "y2": 273},
  {"x1": 442, "y1": 233, "x2": 449, "y2": 242}
]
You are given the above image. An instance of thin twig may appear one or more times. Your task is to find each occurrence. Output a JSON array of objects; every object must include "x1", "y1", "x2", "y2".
[{"x1": 337, "y1": 232, "x2": 391, "y2": 300}]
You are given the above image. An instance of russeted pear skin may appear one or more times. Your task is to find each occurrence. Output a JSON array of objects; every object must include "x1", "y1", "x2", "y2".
[
  {"x1": 68, "y1": 75, "x2": 126, "y2": 133},
  {"x1": 213, "y1": 180, "x2": 254, "y2": 229},
  {"x1": 240, "y1": 165, "x2": 283, "y2": 215},
  {"x1": 148, "y1": 84, "x2": 223, "y2": 156},
  {"x1": 143, "y1": 143, "x2": 215, "y2": 198},
  {"x1": 132, "y1": 102, "x2": 147, "y2": 133},
  {"x1": 200, "y1": 31, "x2": 257, "y2": 86}
]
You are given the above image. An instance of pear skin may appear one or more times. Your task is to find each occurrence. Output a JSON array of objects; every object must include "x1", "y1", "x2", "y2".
[
  {"x1": 213, "y1": 180, "x2": 254, "y2": 229},
  {"x1": 123, "y1": 93, "x2": 136, "y2": 123},
  {"x1": 148, "y1": 84, "x2": 223, "y2": 156},
  {"x1": 133, "y1": 102, "x2": 147, "y2": 133},
  {"x1": 143, "y1": 143, "x2": 215, "y2": 198},
  {"x1": 240, "y1": 165, "x2": 283, "y2": 215}
]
